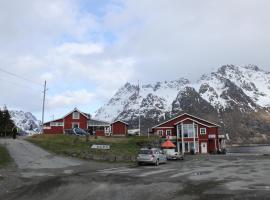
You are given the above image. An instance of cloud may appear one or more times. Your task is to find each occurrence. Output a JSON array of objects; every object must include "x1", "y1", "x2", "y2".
[
  {"x1": 53, "y1": 43, "x2": 104, "y2": 56},
  {"x1": 47, "y1": 89, "x2": 95, "y2": 109},
  {"x1": 1, "y1": 0, "x2": 270, "y2": 120}
]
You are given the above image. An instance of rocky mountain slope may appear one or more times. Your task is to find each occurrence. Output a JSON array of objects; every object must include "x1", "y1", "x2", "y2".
[
  {"x1": 95, "y1": 65, "x2": 270, "y2": 144},
  {"x1": 9, "y1": 110, "x2": 41, "y2": 133}
]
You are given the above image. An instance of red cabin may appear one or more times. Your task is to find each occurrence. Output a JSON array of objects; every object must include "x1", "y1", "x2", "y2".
[
  {"x1": 43, "y1": 108, "x2": 110, "y2": 135},
  {"x1": 111, "y1": 120, "x2": 128, "y2": 136},
  {"x1": 152, "y1": 113, "x2": 225, "y2": 154}
]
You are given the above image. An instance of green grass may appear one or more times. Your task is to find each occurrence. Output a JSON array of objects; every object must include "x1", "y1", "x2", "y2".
[
  {"x1": 26, "y1": 134, "x2": 160, "y2": 161},
  {"x1": 0, "y1": 145, "x2": 12, "y2": 167}
]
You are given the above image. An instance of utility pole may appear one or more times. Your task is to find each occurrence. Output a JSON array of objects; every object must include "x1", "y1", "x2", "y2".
[
  {"x1": 41, "y1": 80, "x2": 47, "y2": 134},
  {"x1": 138, "y1": 80, "x2": 141, "y2": 136}
]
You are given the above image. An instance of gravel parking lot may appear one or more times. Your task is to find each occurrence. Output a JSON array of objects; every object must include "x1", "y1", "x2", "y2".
[
  {"x1": 2, "y1": 155, "x2": 270, "y2": 200},
  {"x1": 1, "y1": 138, "x2": 270, "y2": 200}
]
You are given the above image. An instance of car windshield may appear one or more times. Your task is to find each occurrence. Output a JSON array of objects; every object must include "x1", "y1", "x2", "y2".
[{"x1": 139, "y1": 149, "x2": 153, "y2": 154}]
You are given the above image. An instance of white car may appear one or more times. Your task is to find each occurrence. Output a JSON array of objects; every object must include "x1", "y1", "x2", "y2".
[
  {"x1": 137, "y1": 148, "x2": 167, "y2": 166},
  {"x1": 163, "y1": 149, "x2": 184, "y2": 160}
]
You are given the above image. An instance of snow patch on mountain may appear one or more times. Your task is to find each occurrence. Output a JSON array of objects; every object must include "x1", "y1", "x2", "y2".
[
  {"x1": 95, "y1": 65, "x2": 270, "y2": 122},
  {"x1": 9, "y1": 110, "x2": 41, "y2": 132},
  {"x1": 95, "y1": 78, "x2": 189, "y2": 121}
]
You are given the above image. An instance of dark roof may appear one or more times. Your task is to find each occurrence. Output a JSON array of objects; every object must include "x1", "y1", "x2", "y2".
[
  {"x1": 112, "y1": 120, "x2": 129, "y2": 126},
  {"x1": 88, "y1": 118, "x2": 110, "y2": 126}
]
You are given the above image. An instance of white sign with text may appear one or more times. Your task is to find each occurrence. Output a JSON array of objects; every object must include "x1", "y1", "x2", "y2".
[{"x1": 91, "y1": 144, "x2": 110, "y2": 150}]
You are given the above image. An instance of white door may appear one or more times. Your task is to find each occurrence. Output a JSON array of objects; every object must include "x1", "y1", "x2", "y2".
[{"x1": 201, "y1": 142, "x2": 207, "y2": 154}]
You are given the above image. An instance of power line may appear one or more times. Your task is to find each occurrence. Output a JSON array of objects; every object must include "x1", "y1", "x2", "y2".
[
  {"x1": 0, "y1": 67, "x2": 42, "y2": 86},
  {"x1": 0, "y1": 77, "x2": 41, "y2": 91}
]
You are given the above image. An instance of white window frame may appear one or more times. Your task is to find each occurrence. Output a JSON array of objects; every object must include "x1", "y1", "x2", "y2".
[
  {"x1": 157, "y1": 130, "x2": 163, "y2": 136},
  {"x1": 50, "y1": 122, "x2": 64, "y2": 127},
  {"x1": 200, "y1": 128, "x2": 206, "y2": 135},
  {"x1": 72, "y1": 122, "x2": 80, "y2": 128},
  {"x1": 72, "y1": 112, "x2": 80, "y2": 119},
  {"x1": 182, "y1": 124, "x2": 198, "y2": 138},
  {"x1": 166, "y1": 129, "x2": 172, "y2": 136}
]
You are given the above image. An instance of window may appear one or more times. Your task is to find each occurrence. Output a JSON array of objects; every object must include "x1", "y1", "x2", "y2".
[
  {"x1": 157, "y1": 130, "x2": 163, "y2": 136},
  {"x1": 200, "y1": 128, "x2": 206, "y2": 135},
  {"x1": 182, "y1": 124, "x2": 198, "y2": 138},
  {"x1": 73, "y1": 112, "x2": 80, "y2": 119},
  {"x1": 50, "y1": 122, "x2": 63, "y2": 126},
  {"x1": 181, "y1": 141, "x2": 199, "y2": 153},
  {"x1": 166, "y1": 130, "x2": 172, "y2": 136}
]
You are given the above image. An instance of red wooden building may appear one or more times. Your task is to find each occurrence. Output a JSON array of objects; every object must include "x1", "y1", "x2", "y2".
[
  {"x1": 43, "y1": 108, "x2": 110, "y2": 135},
  {"x1": 111, "y1": 120, "x2": 128, "y2": 136},
  {"x1": 43, "y1": 108, "x2": 129, "y2": 136},
  {"x1": 152, "y1": 113, "x2": 225, "y2": 154}
]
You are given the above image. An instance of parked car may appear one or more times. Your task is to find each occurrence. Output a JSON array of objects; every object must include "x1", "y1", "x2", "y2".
[
  {"x1": 137, "y1": 148, "x2": 167, "y2": 166},
  {"x1": 72, "y1": 128, "x2": 89, "y2": 136},
  {"x1": 166, "y1": 152, "x2": 184, "y2": 160}
]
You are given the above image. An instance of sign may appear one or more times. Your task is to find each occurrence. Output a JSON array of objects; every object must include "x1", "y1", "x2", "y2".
[
  {"x1": 91, "y1": 144, "x2": 110, "y2": 150},
  {"x1": 218, "y1": 135, "x2": 225, "y2": 139},
  {"x1": 208, "y1": 134, "x2": 216, "y2": 139},
  {"x1": 43, "y1": 126, "x2": 51, "y2": 129}
]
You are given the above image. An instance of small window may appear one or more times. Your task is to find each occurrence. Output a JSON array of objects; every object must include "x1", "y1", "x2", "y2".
[
  {"x1": 200, "y1": 128, "x2": 206, "y2": 135},
  {"x1": 166, "y1": 130, "x2": 172, "y2": 136},
  {"x1": 157, "y1": 130, "x2": 163, "y2": 136},
  {"x1": 73, "y1": 112, "x2": 80, "y2": 119},
  {"x1": 50, "y1": 122, "x2": 63, "y2": 126}
]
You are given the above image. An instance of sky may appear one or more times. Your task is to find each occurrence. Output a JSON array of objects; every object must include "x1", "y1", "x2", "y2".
[{"x1": 1, "y1": 0, "x2": 270, "y2": 121}]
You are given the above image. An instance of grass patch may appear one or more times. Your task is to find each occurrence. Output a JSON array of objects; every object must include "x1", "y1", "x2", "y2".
[
  {"x1": 0, "y1": 144, "x2": 12, "y2": 167},
  {"x1": 26, "y1": 134, "x2": 160, "y2": 161}
]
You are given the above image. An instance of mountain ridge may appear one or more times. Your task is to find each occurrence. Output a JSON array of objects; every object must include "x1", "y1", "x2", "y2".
[{"x1": 95, "y1": 65, "x2": 270, "y2": 143}]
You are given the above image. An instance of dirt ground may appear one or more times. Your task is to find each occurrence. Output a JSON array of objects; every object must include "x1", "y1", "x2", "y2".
[{"x1": 1, "y1": 138, "x2": 270, "y2": 200}]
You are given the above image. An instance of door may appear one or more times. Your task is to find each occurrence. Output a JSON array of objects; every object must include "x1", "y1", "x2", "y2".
[{"x1": 201, "y1": 142, "x2": 208, "y2": 154}]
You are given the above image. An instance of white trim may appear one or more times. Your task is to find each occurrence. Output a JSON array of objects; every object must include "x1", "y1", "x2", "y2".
[
  {"x1": 112, "y1": 120, "x2": 129, "y2": 126},
  {"x1": 153, "y1": 126, "x2": 174, "y2": 129},
  {"x1": 200, "y1": 128, "x2": 207, "y2": 135},
  {"x1": 166, "y1": 129, "x2": 172, "y2": 136},
  {"x1": 88, "y1": 125, "x2": 110, "y2": 127},
  {"x1": 44, "y1": 118, "x2": 64, "y2": 124},
  {"x1": 44, "y1": 108, "x2": 90, "y2": 124},
  {"x1": 157, "y1": 129, "x2": 163, "y2": 136},
  {"x1": 174, "y1": 117, "x2": 215, "y2": 128},
  {"x1": 50, "y1": 122, "x2": 64, "y2": 127},
  {"x1": 63, "y1": 108, "x2": 89, "y2": 119},
  {"x1": 152, "y1": 113, "x2": 220, "y2": 128},
  {"x1": 72, "y1": 111, "x2": 80, "y2": 119}
]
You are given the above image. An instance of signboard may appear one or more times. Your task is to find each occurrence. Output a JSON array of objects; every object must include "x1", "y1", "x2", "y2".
[
  {"x1": 91, "y1": 144, "x2": 110, "y2": 150},
  {"x1": 208, "y1": 134, "x2": 216, "y2": 139},
  {"x1": 218, "y1": 135, "x2": 225, "y2": 139},
  {"x1": 43, "y1": 126, "x2": 51, "y2": 130}
]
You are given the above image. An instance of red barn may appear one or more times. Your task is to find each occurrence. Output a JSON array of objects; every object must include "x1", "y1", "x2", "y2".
[
  {"x1": 152, "y1": 113, "x2": 225, "y2": 154},
  {"x1": 43, "y1": 108, "x2": 110, "y2": 135},
  {"x1": 111, "y1": 120, "x2": 128, "y2": 136}
]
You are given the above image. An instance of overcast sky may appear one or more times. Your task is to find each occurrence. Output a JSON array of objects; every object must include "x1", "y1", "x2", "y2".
[{"x1": 1, "y1": 0, "x2": 270, "y2": 121}]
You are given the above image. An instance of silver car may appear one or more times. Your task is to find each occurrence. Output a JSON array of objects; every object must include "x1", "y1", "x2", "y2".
[{"x1": 137, "y1": 148, "x2": 167, "y2": 166}]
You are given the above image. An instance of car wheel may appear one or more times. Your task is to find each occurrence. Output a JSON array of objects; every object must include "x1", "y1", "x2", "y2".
[
  {"x1": 155, "y1": 159, "x2": 159, "y2": 166},
  {"x1": 137, "y1": 162, "x2": 142, "y2": 166}
]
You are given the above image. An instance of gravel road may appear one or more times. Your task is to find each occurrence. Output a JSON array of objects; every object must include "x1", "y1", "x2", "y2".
[{"x1": 0, "y1": 138, "x2": 81, "y2": 170}]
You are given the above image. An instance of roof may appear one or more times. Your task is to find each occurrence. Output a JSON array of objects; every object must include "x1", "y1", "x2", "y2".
[
  {"x1": 43, "y1": 108, "x2": 90, "y2": 124},
  {"x1": 152, "y1": 113, "x2": 220, "y2": 128},
  {"x1": 112, "y1": 120, "x2": 129, "y2": 126},
  {"x1": 161, "y1": 140, "x2": 176, "y2": 148},
  {"x1": 63, "y1": 108, "x2": 90, "y2": 119},
  {"x1": 88, "y1": 118, "x2": 110, "y2": 126}
]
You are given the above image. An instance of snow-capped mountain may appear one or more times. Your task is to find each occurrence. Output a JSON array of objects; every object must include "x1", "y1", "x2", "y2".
[
  {"x1": 9, "y1": 110, "x2": 41, "y2": 132},
  {"x1": 95, "y1": 65, "x2": 270, "y2": 143}
]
